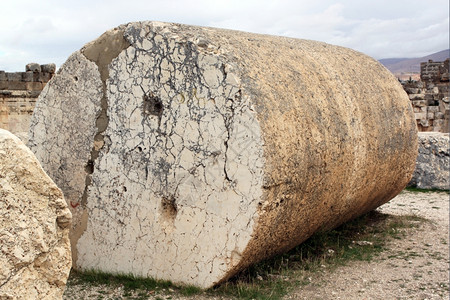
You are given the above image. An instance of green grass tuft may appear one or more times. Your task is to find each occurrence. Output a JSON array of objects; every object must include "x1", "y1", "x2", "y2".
[{"x1": 404, "y1": 186, "x2": 450, "y2": 193}]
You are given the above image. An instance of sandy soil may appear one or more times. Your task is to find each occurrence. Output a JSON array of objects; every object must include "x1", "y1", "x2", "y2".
[{"x1": 63, "y1": 190, "x2": 449, "y2": 299}]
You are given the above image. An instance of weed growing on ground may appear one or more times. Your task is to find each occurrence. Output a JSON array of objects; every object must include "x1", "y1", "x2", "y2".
[
  {"x1": 404, "y1": 187, "x2": 450, "y2": 194},
  {"x1": 66, "y1": 211, "x2": 428, "y2": 300},
  {"x1": 67, "y1": 270, "x2": 201, "y2": 298}
]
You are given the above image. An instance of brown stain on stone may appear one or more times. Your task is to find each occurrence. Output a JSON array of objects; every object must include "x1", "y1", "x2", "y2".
[
  {"x1": 68, "y1": 28, "x2": 131, "y2": 266},
  {"x1": 82, "y1": 28, "x2": 131, "y2": 82},
  {"x1": 70, "y1": 209, "x2": 88, "y2": 266}
]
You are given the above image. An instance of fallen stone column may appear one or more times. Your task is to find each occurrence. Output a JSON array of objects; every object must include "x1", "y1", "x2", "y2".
[
  {"x1": 0, "y1": 129, "x2": 72, "y2": 299},
  {"x1": 28, "y1": 21, "x2": 418, "y2": 288}
]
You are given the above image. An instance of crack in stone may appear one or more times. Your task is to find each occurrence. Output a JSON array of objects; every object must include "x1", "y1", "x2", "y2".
[
  {"x1": 80, "y1": 29, "x2": 131, "y2": 207},
  {"x1": 70, "y1": 23, "x2": 265, "y2": 288}
]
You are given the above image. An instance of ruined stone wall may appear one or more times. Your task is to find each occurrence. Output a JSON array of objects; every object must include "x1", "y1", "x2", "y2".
[
  {"x1": 0, "y1": 63, "x2": 55, "y2": 139},
  {"x1": 403, "y1": 59, "x2": 450, "y2": 133},
  {"x1": 421, "y1": 59, "x2": 449, "y2": 83}
]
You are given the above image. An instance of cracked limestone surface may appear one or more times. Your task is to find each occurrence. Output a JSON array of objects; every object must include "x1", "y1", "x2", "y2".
[
  {"x1": 0, "y1": 129, "x2": 72, "y2": 299},
  {"x1": 27, "y1": 51, "x2": 103, "y2": 264},
  {"x1": 28, "y1": 21, "x2": 418, "y2": 288}
]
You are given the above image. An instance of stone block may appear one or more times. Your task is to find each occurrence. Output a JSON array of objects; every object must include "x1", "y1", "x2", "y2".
[
  {"x1": 6, "y1": 81, "x2": 27, "y2": 90},
  {"x1": 428, "y1": 106, "x2": 440, "y2": 113},
  {"x1": 0, "y1": 90, "x2": 12, "y2": 96},
  {"x1": 419, "y1": 118, "x2": 430, "y2": 127},
  {"x1": 0, "y1": 71, "x2": 6, "y2": 81},
  {"x1": 433, "y1": 119, "x2": 444, "y2": 132},
  {"x1": 414, "y1": 112, "x2": 427, "y2": 120},
  {"x1": 435, "y1": 112, "x2": 445, "y2": 119},
  {"x1": 38, "y1": 72, "x2": 52, "y2": 83},
  {"x1": 411, "y1": 100, "x2": 427, "y2": 107},
  {"x1": 28, "y1": 21, "x2": 418, "y2": 288},
  {"x1": 26, "y1": 82, "x2": 44, "y2": 91},
  {"x1": 409, "y1": 94, "x2": 425, "y2": 100},
  {"x1": 0, "y1": 129, "x2": 72, "y2": 299},
  {"x1": 6, "y1": 72, "x2": 22, "y2": 82},
  {"x1": 29, "y1": 91, "x2": 41, "y2": 98},
  {"x1": 26, "y1": 63, "x2": 41, "y2": 72},
  {"x1": 424, "y1": 93, "x2": 434, "y2": 101},
  {"x1": 41, "y1": 63, "x2": 56, "y2": 73},
  {"x1": 22, "y1": 71, "x2": 34, "y2": 82},
  {"x1": 405, "y1": 87, "x2": 419, "y2": 94},
  {"x1": 409, "y1": 132, "x2": 449, "y2": 190}
]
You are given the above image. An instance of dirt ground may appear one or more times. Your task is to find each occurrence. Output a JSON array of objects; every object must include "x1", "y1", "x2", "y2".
[
  {"x1": 63, "y1": 190, "x2": 449, "y2": 299},
  {"x1": 285, "y1": 190, "x2": 449, "y2": 300}
]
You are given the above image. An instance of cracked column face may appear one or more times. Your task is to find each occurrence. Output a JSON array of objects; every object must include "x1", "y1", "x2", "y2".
[{"x1": 28, "y1": 21, "x2": 418, "y2": 288}]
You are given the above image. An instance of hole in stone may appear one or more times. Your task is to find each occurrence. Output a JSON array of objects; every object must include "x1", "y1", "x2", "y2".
[
  {"x1": 160, "y1": 196, "x2": 177, "y2": 221},
  {"x1": 143, "y1": 93, "x2": 163, "y2": 117},
  {"x1": 123, "y1": 186, "x2": 127, "y2": 192},
  {"x1": 137, "y1": 146, "x2": 142, "y2": 152},
  {"x1": 74, "y1": 76, "x2": 78, "y2": 81},
  {"x1": 85, "y1": 160, "x2": 94, "y2": 174}
]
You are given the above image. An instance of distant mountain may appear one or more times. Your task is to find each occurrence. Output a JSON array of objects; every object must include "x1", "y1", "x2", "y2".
[{"x1": 379, "y1": 49, "x2": 450, "y2": 74}]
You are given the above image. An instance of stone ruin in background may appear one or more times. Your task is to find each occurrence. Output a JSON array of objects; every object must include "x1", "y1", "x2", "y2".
[
  {"x1": 0, "y1": 63, "x2": 55, "y2": 141},
  {"x1": 401, "y1": 59, "x2": 449, "y2": 133}
]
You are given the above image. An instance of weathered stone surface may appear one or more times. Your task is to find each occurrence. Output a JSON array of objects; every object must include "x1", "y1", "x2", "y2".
[
  {"x1": 409, "y1": 132, "x2": 449, "y2": 190},
  {"x1": 41, "y1": 64, "x2": 56, "y2": 74},
  {"x1": 6, "y1": 73, "x2": 22, "y2": 82},
  {"x1": 26, "y1": 63, "x2": 41, "y2": 73},
  {"x1": 28, "y1": 21, "x2": 418, "y2": 288},
  {"x1": 0, "y1": 129, "x2": 72, "y2": 299}
]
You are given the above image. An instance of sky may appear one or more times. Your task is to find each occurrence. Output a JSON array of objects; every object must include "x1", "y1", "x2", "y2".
[{"x1": 1, "y1": 0, "x2": 448, "y2": 72}]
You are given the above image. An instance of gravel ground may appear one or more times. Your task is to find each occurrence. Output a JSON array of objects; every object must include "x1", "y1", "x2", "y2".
[
  {"x1": 286, "y1": 190, "x2": 449, "y2": 300},
  {"x1": 63, "y1": 190, "x2": 449, "y2": 299}
]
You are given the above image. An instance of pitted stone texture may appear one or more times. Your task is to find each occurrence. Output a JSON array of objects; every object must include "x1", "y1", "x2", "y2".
[
  {"x1": 409, "y1": 132, "x2": 449, "y2": 190},
  {"x1": 28, "y1": 21, "x2": 417, "y2": 288},
  {"x1": 0, "y1": 129, "x2": 72, "y2": 299},
  {"x1": 27, "y1": 51, "x2": 103, "y2": 262}
]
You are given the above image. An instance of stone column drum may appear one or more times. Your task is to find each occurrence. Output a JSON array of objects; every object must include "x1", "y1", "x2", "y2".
[{"x1": 28, "y1": 21, "x2": 418, "y2": 288}]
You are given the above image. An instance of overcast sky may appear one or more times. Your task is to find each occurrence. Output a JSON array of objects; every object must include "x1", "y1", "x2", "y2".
[{"x1": 1, "y1": 0, "x2": 448, "y2": 72}]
